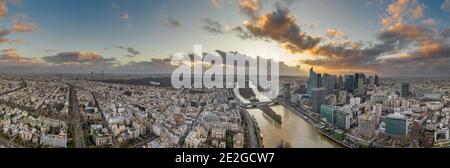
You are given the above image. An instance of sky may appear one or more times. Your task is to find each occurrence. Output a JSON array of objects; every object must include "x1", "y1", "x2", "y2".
[{"x1": 0, "y1": 0, "x2": 450, "y2": 77}]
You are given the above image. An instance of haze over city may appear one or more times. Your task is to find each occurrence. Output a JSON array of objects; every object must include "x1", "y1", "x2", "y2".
[{"x1": 1, "y1": 0, "x2": 450, "y2": 77}]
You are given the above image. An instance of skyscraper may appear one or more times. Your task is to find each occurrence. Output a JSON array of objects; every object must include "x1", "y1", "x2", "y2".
[
  {"x1": 345, "y1": 75, "x2": 355, "y2": 93},
  {"x1": 374, "y1": 75, "x2": 380, "y2": 87},
  {"x1": 358, "y1": 113, "x2": 376, "y2": 140},
  {"x1": 401, "y1": 82, "x2": 410, "y2": 97},
  {"x1": 307, "y1": 67, "x2": 316, "y2": 95},
  {"x1": 312, "y1": 88, "x2": 326, "y2": 113}
]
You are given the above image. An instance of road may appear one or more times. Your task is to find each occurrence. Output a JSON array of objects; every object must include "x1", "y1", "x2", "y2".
[
  {"x1": 0, "y1": 137, "x2": 22, "y2": 148},
  {"x1": 240, "y1": 109, "x2": 259, "y2": 148},
  {"x1": 68, "y1": 84, "x2": 86, "y2": 148}
]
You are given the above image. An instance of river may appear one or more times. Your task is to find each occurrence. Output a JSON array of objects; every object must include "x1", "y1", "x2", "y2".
[{"x1": 248, "y1": 105, "x2": 342, "y2": 148}]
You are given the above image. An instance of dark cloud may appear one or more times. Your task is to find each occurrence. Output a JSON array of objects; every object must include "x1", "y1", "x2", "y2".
[
  {"x1": 243, "y1": 8, "x2": 322, "y2": 53},
  {"x1": 117, "y1": 46, "x2": 140, "y2": 57},
  {"x1": 162, "y1": 16, "x2": 180, "y2": 28},
  {"x1": 201, "y1": 18, "x2": 224, "y2": 34},
  {"x1": 201, "y1": 18, "x2": 254, "y2": 40},
  {"x1": 226, "y1": 26, "x2": 254, "y2": 40},
  {"x1": 43, "y1": 52, "x2": 116, "y2": 65}
]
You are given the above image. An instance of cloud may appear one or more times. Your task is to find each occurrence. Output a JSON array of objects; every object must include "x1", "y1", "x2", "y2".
[
  {"x1": 0, "y1": 48, "x2": 41, "y2": 65},
  {"x1": 243, "y1": 8, "x2": 322, "y2": 53},
  {"x1": 225, "y1": 26, "x2": 254, "y2": 40},
  {"x1": 120, "y1": 12, "x2": 129, "y2": 21},
  {"x1": 442, "y1": 0, "x2": 450, "y2": 12},
  {"x1": 422, "y1": 18, "x2": 435, "y2": 26},
  {"x1": 326, "y1": 29, "x2": 346, "y2": 38},
  {"x1": 12, "y1": 21, "x2": 35, "y2": 32},
  {"x1": 201, "y1": 18, "x2": 254, "y2": 40},
  {"x1": 116, "y1": 46, "x2": 141, "y2": 57},
  {"x1": 112, "y1": 3, "x2": 132, "y2": 29},
  {"x1": 43, "y1": 51, "x2": 116, "y2": 65},
  {"x1": 201, "y1": 18, "x2": 224, "y2": 34},
  {"x1": 239, "y1": 0, "x2": 259, "y2": 19},
  {"x1": 298, "y1": 0, "x2": 450, "y2": 77},
  {"x1": 162, "y1": 16, "x2": 180, "y2": 28}
]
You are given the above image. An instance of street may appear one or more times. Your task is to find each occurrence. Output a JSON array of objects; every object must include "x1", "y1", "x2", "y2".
[{"x1": 68, "y1": 84, "x2": 86, "y2": 148}]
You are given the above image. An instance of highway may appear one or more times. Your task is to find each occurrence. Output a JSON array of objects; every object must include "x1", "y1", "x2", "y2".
[{"x1": 68, "y1": 84, "x2": 86, "y2": 148}]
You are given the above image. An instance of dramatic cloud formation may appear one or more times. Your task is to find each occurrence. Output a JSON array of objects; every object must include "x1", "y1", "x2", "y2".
[
  {"x1": 161, "y1": 16, "x2": 180, "y2": 28},
  {"x1": 243, "y1": 8, "x2": 322, "y2": 53},
  {"x1": 299, "y1": 0, "x2": 450, "y2": 77},
  {"x1": 43, "y1": 52, "x2": 116, "y2": 65},
  {"x1": 116, "y1": 46, "x2": 141, "y2": 57}
]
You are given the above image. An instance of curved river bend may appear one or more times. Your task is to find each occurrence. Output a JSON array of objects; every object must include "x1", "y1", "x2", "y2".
[{"x1": 248, "y1": 105, "x2": 341, "y2": 148}]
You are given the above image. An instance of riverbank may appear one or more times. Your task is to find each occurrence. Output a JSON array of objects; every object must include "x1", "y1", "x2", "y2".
[{"x1": 278, "y1": 101, "x2": 349, "y2": 148}]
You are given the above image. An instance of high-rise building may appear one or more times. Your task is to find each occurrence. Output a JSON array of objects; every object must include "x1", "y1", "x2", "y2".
[
  {"x1": 283, "y1": 83, "x2": 291, "y2": 99},
  {"x1": 374, "y1": 75, "x2": 380, "y2": 86},
  {"x1": 338, "y1": 75, "x2": 344, "y2": 90},
  {"x1": 316, "y1": 73, "x2": 323, "y2": 88},
  {"x1": 321, "y1": 105, "x2": 337, "y2": 125},
  {"x1": 401, "y1": 83, "x2": 410, "y2": 97},
  {"x1": 385, "y1": 113, "x2": 408, "y2": 138},
  {"x1": 312, "y1": 88, "x2": 326, "y2": 113},
  {"x1": 358, "y1": 113, "x2": 376, "y2": 140},
  {"x1": 338, "y1": 90, "x2": 347, "y2": 105},
  {"x1": 373, "y1": 104, "x2": 383, "y2": 125},
  {"x1": 345, "y1": 75, "x2": 355, "y2": 93},
  {"x1": 307, "y1": 67, "x2": 316, "y2": 95},
  {"x1": 336, "y1": 110, "x2": 352, "y2": 130}
]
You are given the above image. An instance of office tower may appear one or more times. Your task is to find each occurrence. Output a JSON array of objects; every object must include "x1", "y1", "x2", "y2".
[
  {"x1": 368, "y1": 76, "x2": 375, "y2": 86},
  {"x1": 373, "y1": 104, "x2": 382, "y2": 125},
  {"x1": 320, "y1": 105, "x2": 337, "y2": 125},
  {"x1": 336, "y1": 110, "x2": 352, "y2": 130},
  {"x1": 401, "y1": 82, "x2": 410, "y2": 97},
  {"x1": 338, "y1": 90, "x2": 347, "y2": 105},
  {"x1": 326, "y1": 94, "x2": 337, "y2": 106},
  {"x1": 358, "y1": 113, "x2": 376, "y2": 140},
  {"x1": 345, "y1": 75, "x2": 355, "y2": 93},
  {"x1": 283, "y1": 83, "x2": 291, "y2": 99},
  {"x1": 338, "y1": 75, "x2": 344, "y2": 90},
  {"x1": 374, "y1": 75, "x2": 380, "y2": 86},
  {"x1": 385, "y1": 113, "x2": 408, "y2": 138},
  {"x1": 307, "y1": 67, "x2": 316, "y2": 95},
  {"x1": 312, "y1": 88, "x2": 326, "y2": 113},
  {"x1": 316, "y1": 73, "x2": 322, "y2": 88}
]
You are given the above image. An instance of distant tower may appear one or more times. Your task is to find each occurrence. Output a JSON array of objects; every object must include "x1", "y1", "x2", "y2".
[
  {"x1": 374, "y1": 75, "x2": 380, "y2": 87},
  {"x1": 401, "y1": 82, "x2": 410, "y2": 97},
  {"x1": 312, "y1": 87, "x2": 326, "y2": 113},
  {"x1": 307, "y1": 67, "x2": 316, "y2": 95}
]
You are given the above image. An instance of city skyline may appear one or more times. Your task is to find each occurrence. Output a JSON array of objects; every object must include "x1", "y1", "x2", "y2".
[{"x1": 1, "y1": 0, "x2": 450, "y2": 77}]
